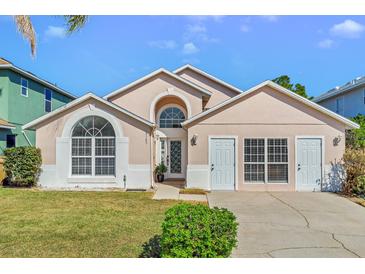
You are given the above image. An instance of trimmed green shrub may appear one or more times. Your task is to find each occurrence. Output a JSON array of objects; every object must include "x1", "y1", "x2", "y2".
[
  {"x1": 3, "y1": 146, "x2": 42, "y2": 187},
  {"x1": 160, "y1": 203, "x2": 238, "y2": 258}
]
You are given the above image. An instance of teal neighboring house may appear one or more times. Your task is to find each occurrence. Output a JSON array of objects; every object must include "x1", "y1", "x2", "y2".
[{"x1": 0, "y1": 57, "x2": 76, "y2": 154}]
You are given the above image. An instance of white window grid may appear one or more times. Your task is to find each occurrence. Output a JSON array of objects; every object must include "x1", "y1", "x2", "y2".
[
  {"x1": 267, "y1": 138, "x2": 288, "y2": 183},
  {"x1": 71, "y1": 136, "x2": 115, "y2": 176},
  {"x1": 244, "y1": 138, "x2": 289, "y2": 184},
  {"x1": 21, "y1": 78, "x2": 28, "y2": 97},
  {"x1": 159, "y1": 107, "x2": 185, "y2": 128},
  {"x1": 244, "y1": 138, "x2": 265, "y2": 182},
  {"x1": 44, "y1": 88, "x2": 52, "y2": 113}
]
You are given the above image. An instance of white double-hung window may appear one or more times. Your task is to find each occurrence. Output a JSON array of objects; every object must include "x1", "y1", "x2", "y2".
[
  {"x1": 71, "y1": 116, "x2": 116, "y2": 176},
  {"x1": 244, "y1": 138, "x2": 288, "y2": 183}
]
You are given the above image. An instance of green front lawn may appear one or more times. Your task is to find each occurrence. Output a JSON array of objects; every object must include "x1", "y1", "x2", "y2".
[{"x1": 0, "y1": 188, "x2": 179, "y2": 257}]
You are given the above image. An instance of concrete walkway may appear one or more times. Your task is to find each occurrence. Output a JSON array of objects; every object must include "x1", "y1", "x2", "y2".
[
  {"x1": 208, "y1": 192, "x2": 365, "y2": 258},
  {"x1": 153, "y1": 183, "x2": 207, "y2": 202}
]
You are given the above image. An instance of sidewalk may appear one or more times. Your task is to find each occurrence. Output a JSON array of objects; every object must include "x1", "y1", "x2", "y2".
[{"x1": 153, "y1": 183, "x2": 207, "y2": 202}]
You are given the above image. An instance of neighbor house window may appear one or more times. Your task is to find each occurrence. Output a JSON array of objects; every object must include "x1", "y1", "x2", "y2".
[
  {"x1": 44, "y1": 88, "x2": 52, "y2": 112},
  {"x1": 336, "y1": 98, "x2": 340, "y2": 113},
  {"x1": 159, "y1": 107, "x2": 185, "y2": 128},
  {"x1": 244, "y1": 138, "x2": 288, "y2": 183},
  {"x1": 6, "y1": 135, "x2": 16, "y2": 148},
  {"x1": 21, "y1": 78, "x2": 28, "y2": 97},
  {"x1": 71, "y1": 116, "x2": 115, "y2": 176}
]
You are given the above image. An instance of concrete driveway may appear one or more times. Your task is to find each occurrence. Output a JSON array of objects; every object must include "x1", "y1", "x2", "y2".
[{"x1": 208, "y1": 192, "x2": 365, "y2": 258}]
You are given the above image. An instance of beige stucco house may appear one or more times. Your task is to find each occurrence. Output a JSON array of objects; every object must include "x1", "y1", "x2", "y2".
[{"x1": 23, "y1": 65, "x2": 359, "y2": 191}]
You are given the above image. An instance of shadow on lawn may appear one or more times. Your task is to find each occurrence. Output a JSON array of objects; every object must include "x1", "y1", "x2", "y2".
[{"x1": 139, "y1": 234, "x2": 161, "y2": 258}]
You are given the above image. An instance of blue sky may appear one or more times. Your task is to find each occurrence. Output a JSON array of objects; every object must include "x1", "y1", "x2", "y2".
[{"x1": 1, "y1": 15, "x2": 365, "y2": 98}]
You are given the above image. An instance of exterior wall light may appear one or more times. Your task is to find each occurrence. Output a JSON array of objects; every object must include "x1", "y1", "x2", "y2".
[
  {"x1": 191, "y1": 134, "x2": 198, "y2": 146},
  {"x1": 333, "y1": 135, "x2": 341, "y2": 146}
]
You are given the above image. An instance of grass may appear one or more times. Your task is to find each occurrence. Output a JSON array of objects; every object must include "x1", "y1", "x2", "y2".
[
  {"x1": 0, "y1": 188, "x2": 180, "y2": 258},
  {"x1": 179, "y1": 188, "x2": 208, "y2": 195}
]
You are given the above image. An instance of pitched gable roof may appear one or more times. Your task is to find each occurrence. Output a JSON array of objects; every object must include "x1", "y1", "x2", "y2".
[
  {"x1": 182, "y1": 80, "x2": 359, "y2": 129},
  {"x1": 104, "y1": 68, "x2": 212, "y2": 100},
  {"x1": 23, "y1": 93, "x2": 154, "y2": 130},
  {"x1": 313, "y1": 76, "x2": 365, "y2": 103},
  {"x1": 0, "y1": 119, "x2": 16, "y2": 129},
  {"x1": 0, "y1": 57, "x2": 76, "y2": 99},
  {"x1": 174, "y1": 64, "x2": 242, "y2": 95}
]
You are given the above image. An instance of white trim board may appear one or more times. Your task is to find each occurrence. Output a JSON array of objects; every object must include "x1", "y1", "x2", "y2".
[
  {"x1": 174, "y1": 64, "x2": 242, "y2": 95},
  {"x1": 0, "y1": 124, "x2": 16, "y2": 130},
  {"x1": 104, "y1": 68, "x2": 212, "y2": 100},
  {"x1": 182, "y1": 80, "x2": 359, "y2": 129},
  {"x1": 22, "y1": 93, "x2": 154, "y2": 130}
]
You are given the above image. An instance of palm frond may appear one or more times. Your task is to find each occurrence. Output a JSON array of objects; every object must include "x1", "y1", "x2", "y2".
[
  {"x1": 64, "y1": 15, "x2": 88, "y2": 33},
  {"x1": 13, "y1": 15, "x2": 36, "y2": 56}
]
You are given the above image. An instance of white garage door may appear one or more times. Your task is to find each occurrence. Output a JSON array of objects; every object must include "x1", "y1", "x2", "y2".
[
  {"x1": 296, "y1": 138, "x2": 322, "y2": 192},
  {"x1": 210, "y1": 138, "x2": 235, "y2": 190}
]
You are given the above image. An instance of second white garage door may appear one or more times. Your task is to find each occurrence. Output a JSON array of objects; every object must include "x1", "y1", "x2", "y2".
[{"x1": 210, "y1": 138, "x2": 235, "y2": 190}]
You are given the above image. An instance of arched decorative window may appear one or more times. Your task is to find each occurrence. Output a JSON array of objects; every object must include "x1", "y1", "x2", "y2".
[
  {"x1": 159, "y1": 107, "x2": 185, "y2": 128},
  {"x1": 71, "y1": 116, "x2": 115, "y2": 176}
]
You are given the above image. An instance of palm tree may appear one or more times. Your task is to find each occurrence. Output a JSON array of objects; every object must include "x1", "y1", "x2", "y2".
[{"x1": 13, "y1": 15, "x2": 88, "y2": 57}]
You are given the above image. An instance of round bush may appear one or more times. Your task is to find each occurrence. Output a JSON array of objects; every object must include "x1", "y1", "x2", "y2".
[
  {"x1": 160, "y1": 203, "x2": 238, "y2": 258},
  {"x1": 3, "y1": 146, "x2": 42, "y2": 187}
]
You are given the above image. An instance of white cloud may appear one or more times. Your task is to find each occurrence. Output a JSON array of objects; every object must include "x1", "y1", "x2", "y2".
[
  {"x1": 182, "y1": 42, "x2": 199, "y2": 55},
  {"x1": 330, "y1": 19, "x2": 365, "y2": 38},
  {"x1": 318, "y1": 39, "x2": 334, "y2": 49},
  {"x1": 187, "y1": 24, "x2": 206, "y2": 33},
  {"x1": 184, "y1": 24, "x2": 218, "y2": 43},
  {"x1": 240, "y1": 24, "x2": 250, "y2": 32},
  {"x1": 261, "y1": 16, "x2": 279, "y2": 22},
  {"x1": 148, "y1": 40, "x2": 177, "y2": 49},
  {"x1": 45, "y1": 26, "x2": 66, "y2": 39}
]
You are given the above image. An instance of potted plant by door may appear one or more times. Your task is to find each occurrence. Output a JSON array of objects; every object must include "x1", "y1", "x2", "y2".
[{"x1": 155, "y1": 163, "x2": 167, "y2": 182}]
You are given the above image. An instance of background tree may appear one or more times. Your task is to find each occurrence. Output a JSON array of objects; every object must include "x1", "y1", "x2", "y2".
[
  {"x1": 13, "y1": 15, "x2": 88, "y2": 57},
  {"x1": 346, "y1": 114, "x2": 365, "y2": 149},
  {"x1": 272, "y1": 75, "x2": 313, "y2": 100}
]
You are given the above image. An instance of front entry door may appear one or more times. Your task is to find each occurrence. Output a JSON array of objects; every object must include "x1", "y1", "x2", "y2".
[
  {"x1": 210, "y1": 138, "x2": 235, "y2": 190},
  {"x1": 296, "y1": 138, "x2": 322, "y2": 191},
  {"x1": 160, "y1": 138, "x2": 185, "y2": 179}
]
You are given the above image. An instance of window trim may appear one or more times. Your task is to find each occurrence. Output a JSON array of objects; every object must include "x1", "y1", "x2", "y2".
[
  {"x1": 20, "y1": 78, "x2": 28, "y2": 97},
  {"x1": 70, "y1": 116, "x2": 116, "y2": 178},
  {"x1": 243, "y1": 138, "x2": 265, "y2": 183},
  {"x1": 44, "y1": 88, "x2": 52, "y2": 113},
  {"x1": 71, "y1": 136, "x2": 116, "y2": 177},
  {"x1": 243, "y1": 137, "x2": 289, "y2": 184},
  {"x1": 156, "y1": 104, "x2": 187, "y2": 129}
]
